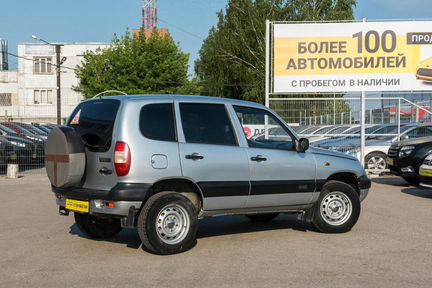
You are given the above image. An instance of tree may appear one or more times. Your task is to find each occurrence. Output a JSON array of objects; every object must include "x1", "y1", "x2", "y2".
[
  {"x1": 195, "y1": 0, "x2": 356, "y2": 103},
  {"x1": 75, "y1": 29, "x2": 202, "y2": 97}
]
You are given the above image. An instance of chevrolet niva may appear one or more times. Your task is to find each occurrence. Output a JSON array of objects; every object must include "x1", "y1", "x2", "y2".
[{"x1": 45, "y1": 95, "x2": 370, "y2": 255}]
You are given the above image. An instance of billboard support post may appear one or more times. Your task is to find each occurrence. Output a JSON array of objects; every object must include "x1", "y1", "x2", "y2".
[
  {"x1": 397, "y1": 98, "x2": 401, "y2": 140},
  {"x1": 265, "y1": 19, "x2": 270, "y2": 108},
  {"x1": 360, "y1": 91, "x2": 366, "y2": 167}
]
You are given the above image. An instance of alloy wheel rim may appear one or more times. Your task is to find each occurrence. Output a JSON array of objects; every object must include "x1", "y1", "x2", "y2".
[
  {"x1": 320, "y1": 191, "x2": 352, "y2": 226},
  {"x1": 367, "y1": 156, "x2": 386, "y2": 170},
  {"x1": 155, "y1": 204, "x2": 190, "y2": 245}
]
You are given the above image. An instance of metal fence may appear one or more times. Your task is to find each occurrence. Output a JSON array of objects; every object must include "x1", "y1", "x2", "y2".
[
  {"x1": 269, "y1": 92, "x2": 432, "y2": 174},
  {"x1": 0, "y1": 104, "x2": 58, "y2": 174}
]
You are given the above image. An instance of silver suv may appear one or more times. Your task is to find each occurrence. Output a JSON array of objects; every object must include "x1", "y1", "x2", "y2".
[{"x1": 45, "y1": 95, "x2": 370, "y2": 255}]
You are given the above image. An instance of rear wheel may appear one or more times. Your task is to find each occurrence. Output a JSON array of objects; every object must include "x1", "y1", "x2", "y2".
[
  {"x1": 311, "y1": 181, "x2": 360, "y2": 233},
  {"x1": 365, "y1": 152, "x2": 387, "y2": 170},
  {"x1": 246, "y1": 213, "x2": 279, "y2": 222},
  {"x1": 137, "y1": 192, "x2": 198, "y2": 255},
  {"x1": 74, "y1": 213, "x2": 122, "y2": 239},
  {"x1": 402, "y1": 176, "x2": 421, "y2": 186}
]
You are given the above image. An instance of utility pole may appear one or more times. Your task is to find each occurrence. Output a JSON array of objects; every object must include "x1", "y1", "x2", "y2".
[
  {"x1": 55, "y1": 44, "x2": 62, "y2": 125},
  {"x1": 32, "y1": 35, "x2": 65, "y2": 125}
]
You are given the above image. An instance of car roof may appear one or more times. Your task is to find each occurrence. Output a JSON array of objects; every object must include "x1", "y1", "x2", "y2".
[{"x1": 96, "y1": 94, "x2": 266, "y2": 109}]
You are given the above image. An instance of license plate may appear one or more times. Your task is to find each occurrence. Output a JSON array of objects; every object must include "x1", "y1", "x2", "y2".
[
  {"x1": 386, "y1": 158, "x2": 394, "y2": 166},
  {"x1": 10, "y1": 154, "x2": 17, "y2": 160},
  {"x1": 32, "y1": 154, "x2": 37, "y2": 159},
  {"x1": 66, "y1": 199, "x2": 89, "y2": 213},
  {"x1": 420, "y1": 169, "x2": 432, "y2": 177}
]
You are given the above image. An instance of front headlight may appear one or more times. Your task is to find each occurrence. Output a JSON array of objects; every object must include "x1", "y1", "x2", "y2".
[
  {"x1": 344, "y1": 147, "x2": 360, "y2": 157},
  {"x1": 9, "y1": 141, "x2": 26, "y2": 148},
  {"x1": 399, "y1": 146, "x2": 415, "y2": 158}
]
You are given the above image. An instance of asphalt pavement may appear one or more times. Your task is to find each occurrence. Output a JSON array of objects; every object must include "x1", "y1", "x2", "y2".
[{"x1": 1, "y1": 172, "x2": 432, "y2": 288}]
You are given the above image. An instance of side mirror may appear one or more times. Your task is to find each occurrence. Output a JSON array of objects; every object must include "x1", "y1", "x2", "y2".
[
  {"x1": 296, "y1": 138, "x2": 309, "y2": 152},
  {"x1": 400, "y1": 134, "x2": 409, "y2": 141}
]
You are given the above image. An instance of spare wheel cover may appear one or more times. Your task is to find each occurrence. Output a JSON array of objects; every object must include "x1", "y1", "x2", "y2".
[{"x1": 45, "y1": 126, "x2": 85, "y2": 188}]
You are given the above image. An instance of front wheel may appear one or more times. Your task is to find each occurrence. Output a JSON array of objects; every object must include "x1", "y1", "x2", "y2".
[
  {"x1": 74, "y1": 213, "x2": 122, "y2": 239},
  {"x1": 311, "y1": 181, "x2": 361, "y2": 233},
  {"x1": 137, "y1": 192, "x2": 198, "y2": 255}
]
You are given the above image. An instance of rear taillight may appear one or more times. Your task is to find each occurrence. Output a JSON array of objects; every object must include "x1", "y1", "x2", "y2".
[{"x1": 114, "y1": 141, "x2": 131, "y2": 176}]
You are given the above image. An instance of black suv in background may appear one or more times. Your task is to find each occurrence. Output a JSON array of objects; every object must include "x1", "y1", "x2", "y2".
[{"x1": 387, "y1": 137, "x2": 432, "y2": 185}]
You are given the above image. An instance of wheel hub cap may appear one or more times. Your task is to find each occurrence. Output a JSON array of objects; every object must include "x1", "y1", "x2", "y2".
[
  {"x1": 368, "y1": 156, "x2": 386, "y2": 170},
  {"x1": 320, "y1": 191, "x2": 352, "y2": 226},
  {"x1": 156, "y1": 204, "x2": 190, "y2": 245}
]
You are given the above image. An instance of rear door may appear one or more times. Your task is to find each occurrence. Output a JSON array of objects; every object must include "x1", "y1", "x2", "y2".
[
  {"x1": 68, "y1": 99, "x2": 121, "y2": 190},
  {"x1": 176, "y1": 102, "x2": 250, "y2": 211}
]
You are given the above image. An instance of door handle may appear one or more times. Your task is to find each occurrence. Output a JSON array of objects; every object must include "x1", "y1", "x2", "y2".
[
  {"x1": 185, "y1": 153, "x2": 204, "y2": 160},
  {"x1": 251, "y1": 155, "x2": 267, "y2": 162},
  {"x1": 99, "y1": 167, "x2": 113, "y2": 175}
]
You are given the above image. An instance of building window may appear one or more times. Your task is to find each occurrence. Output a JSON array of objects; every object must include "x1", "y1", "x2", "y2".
[
  {"x1": 33, "y1": 57, "x2": 53, "y2": 74},
  {"x1": 0, "y1": 93, "x2": 12, "y2": 106},
  {"x1": 34, "y1": 89, "x2": 54, "y2": 104}
]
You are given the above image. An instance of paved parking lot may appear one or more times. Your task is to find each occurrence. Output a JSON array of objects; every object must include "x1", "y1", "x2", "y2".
[{"x1": 1, "y1": 172, "x2": 432, "y2": 288}]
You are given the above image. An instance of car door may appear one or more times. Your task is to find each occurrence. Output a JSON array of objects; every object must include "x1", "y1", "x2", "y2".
[
  {"x1": 233, "y1": 105, "x2": 317, "y2": 208},
  {"x1": 176, "y1": 102, "x2": 250, "y2": 211}
]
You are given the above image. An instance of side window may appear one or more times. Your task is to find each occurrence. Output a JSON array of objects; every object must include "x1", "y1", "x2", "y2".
[
  {"x1": 179, "y1": 103, "x2": 237, "y2": 146},
  {"x1": 407, "y1": 127, "x2": 432, "y2": 138},
  {"x1": 234, "y1": 105, "x2": 295, "y2": 150},
  {"x1": 140, "y1": 103, "x2": 176, "y2": 142}
]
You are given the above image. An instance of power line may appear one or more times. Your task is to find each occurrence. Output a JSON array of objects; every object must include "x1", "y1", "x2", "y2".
[
  {"x1": 158, "y1": 17, "x2": 205, "y2": 40},
  {"x1": 6, "y1": 52, "x2": 77, "y2": 71}
]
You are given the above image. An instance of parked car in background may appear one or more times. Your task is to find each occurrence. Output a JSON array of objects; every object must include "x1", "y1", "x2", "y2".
[
  {"x1": 387, "y1": 136, "x2": 432, "y2": 186},
  {"x1": 0, "y1": 137, "x2": 18, "y2": 169},
  {"x1": 14, "y1": 122, "x2": 48, "y2": 140},
  {"x1": 0, "y1": 122, "x2": 54, "y2": 172},
  {"x1": 419, "y1": 154, "x2": 432, "y2": 188},
  {"x1": 345, "y1": 124, "x2": 432, "y2": 170},
  {"x1": 0, "y1": 122, "x2": 46, "y2": 143},
  {"x1": 308, "y1": 125, "x2": 353, "y2": 143}
]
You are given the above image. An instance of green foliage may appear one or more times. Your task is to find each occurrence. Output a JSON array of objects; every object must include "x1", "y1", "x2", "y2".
[
  {"x1": 75, "y1": 29, "x2": 201, "y2": 97},
  {"x1": 195, "y1": 0, "x2": 356, "y2": 103}
]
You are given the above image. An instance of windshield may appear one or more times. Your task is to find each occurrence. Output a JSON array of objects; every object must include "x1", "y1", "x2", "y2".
[
  {"x1": 313, "y1": 126, "x2": 335, "y2": 134},
  {"x1": 366, "y1": 125, "x2": 413, "y2": 140},
  {"x1": 328, "y1": 126, "x2": 350, "y2": 134},
  {"x1": 0, "y1": 124, "x2": 16, "y2": 134}
]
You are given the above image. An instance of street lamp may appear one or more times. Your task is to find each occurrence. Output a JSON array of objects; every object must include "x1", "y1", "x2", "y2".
[{"x1": 31, "y1": 35, "x2": 64, "y2": 125}]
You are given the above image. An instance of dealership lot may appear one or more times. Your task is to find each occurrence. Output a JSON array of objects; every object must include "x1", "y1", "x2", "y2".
[{"x1": 1, "y1": 172, "x2": 432, "y2": 288}]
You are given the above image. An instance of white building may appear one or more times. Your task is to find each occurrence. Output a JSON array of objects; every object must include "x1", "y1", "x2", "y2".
[{"x1": 0, "y1": 42, "x2": 110, "y2": 123}]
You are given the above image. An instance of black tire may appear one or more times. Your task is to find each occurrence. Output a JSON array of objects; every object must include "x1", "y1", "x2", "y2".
[
  {"x1": 365, "y1": 152, "x2": 388, "y2": 170},
  {"x1": 137, "y1": 192, "x2": 198, "y2": 255},
  {"x1": 311, "y1": 181, "x2": 361, "y2": 233},
  {"x1": 402, "y1": 176, "x2": 421, "y2": 186},
  {"x1": 246, "y1": 213, "x2": 279, "y2": 222},
  {"x1": 74, "y1": 213, "x2": 122, "y2": 239}
]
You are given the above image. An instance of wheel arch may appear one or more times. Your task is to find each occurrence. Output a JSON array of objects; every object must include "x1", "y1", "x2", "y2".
[
  {"x1": 144, "y1": 177, "x2": 204, "y2": 211},
  {"x1": 325, "y1": 172, "x2": 360, "y2": 196}
]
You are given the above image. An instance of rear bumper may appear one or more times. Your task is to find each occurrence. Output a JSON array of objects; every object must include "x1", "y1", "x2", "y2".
[
  {"x1": 52, "y1": 183, "x2": 151, "y2": 217},
  {"x1": 56, "y1": 197, "x2": 142, "y2": 217},
  {"x1": 52, "y1": 183, "x2": 152, "y2": 202}
]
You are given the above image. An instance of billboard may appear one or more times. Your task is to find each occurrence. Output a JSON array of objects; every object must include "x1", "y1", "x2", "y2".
[{"x1": 273, "y1": 21, "x2": 432, "y2": 93}]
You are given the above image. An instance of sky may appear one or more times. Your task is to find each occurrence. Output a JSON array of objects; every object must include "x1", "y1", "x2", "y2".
[{"x1": 1, "y1": 0, "x2": 432, "y2": 74}]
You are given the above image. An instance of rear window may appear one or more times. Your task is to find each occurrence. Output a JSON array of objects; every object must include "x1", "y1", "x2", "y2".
[{"x1": 68, "y1": 99, "x2": 120, "y2": 152}]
